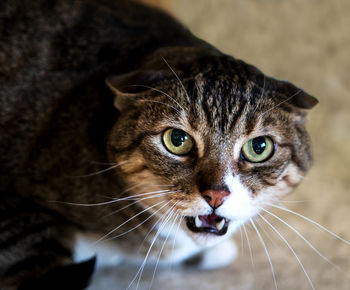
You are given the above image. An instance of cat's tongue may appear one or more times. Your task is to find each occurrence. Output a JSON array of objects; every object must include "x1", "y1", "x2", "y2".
[
  {"x1": 198, "y1": 213, "x2": 221, "y2": 228},
  {"x1": 186, "y1": 213, "x2": 228, "y2": 235}
]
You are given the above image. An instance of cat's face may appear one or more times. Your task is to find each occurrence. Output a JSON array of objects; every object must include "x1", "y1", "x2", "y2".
[{"x1": 107, "y1": 50, "x2": 317, "y2": 247}]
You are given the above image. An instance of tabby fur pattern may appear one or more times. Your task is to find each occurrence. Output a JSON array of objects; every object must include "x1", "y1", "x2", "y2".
[{"x1": 0, "y1": 0, "x2": 317, "y2": 288}]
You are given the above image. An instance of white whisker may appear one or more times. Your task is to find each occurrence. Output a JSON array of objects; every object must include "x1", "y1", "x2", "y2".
[
  {"x1": 238, "y1": 225, "x2": 244, "y2": 255},
  {"x1": 100, "y1": 190, "x2": 175, "y2": 219},
  {"x1": 101, "y1": 200, "x2": 141, "y2": 219},
  {"x1": 106, "y1": 200, "x2": 172, "y2": 241},
  {"x1": 109, "y1": 183, "x2": 176, "y2": 201},
  {"x1": 52, "y1": 189, "x2": 174, "y2": 207},
  {"x1": 108, "y1": 183, "x2": 146, "y2": 200},
  {"x1": 138, "y1": 99, "x2": 182, "y2": 115},
  {"x1": 131, "y1": 84, "x2": 184, "y2": 113},
  {"x1": 128, "y1": 202, "x2": 178, "y2": 289},
  {"x1": 50, "y1": 198, "x2": 125, "y2": 207},
  {"x1": 250, "y1": 218, "x2": 278, "y2": 290},
  {"x1": 90, "y1": 161, "x2": 119, "y2": 166},
  {"x1": 161, "y1": 56, "x2": 191, "y2": 101},
  {"x1": 243, "y1": 223, "x2": 254, "y2": 267},
  {"x1": 250, "y1": 74, "x2": 265, "y2": 118},
  {"x1": 281, "y1": 200, "x2": 309, "y2": 204},
  {"x1": 260, "y1": 89, "x2": 302, "y2": 117},
  {"x1": 149, "y1": 212, "x2": 179, "y2": 289},
  {"x1": 256, "y1": 218, "x2": 278, "y2": 247},
  {"x1": 137, "y1": 207, "x2": 177, "y2": 290},
  {"x1": 266, "y1": 203, "x2": 350, "y2": 245},
  {"x1": 138, "y1": 202, "x2": 176, "y2": 253},
  {"x1": 261, "y1": 207, "x2": 338, "y2": 268},
  {"x1": 123, "y1": 191, "x2": 179, "y2": 202},
  {"x1": 71, "y1": 161, "x2": 127, "y2": 177},
  {"x1": 258, "y1": 213, "x2": 315, "y2": 290},
  {"x1": 116, "y1": 189, "x2": 172, "y2": 200},
  {"x1": 171, "y1": 215, "x2": 184, "y2": 267},
  {"x1": 94, "y1": 200, "x2": 165, "y2": 245}
]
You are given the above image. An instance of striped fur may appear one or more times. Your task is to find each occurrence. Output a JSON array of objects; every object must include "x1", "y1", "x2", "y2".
[{"x1": 0, "y1": 0, "x2": 317, "y2": 288}]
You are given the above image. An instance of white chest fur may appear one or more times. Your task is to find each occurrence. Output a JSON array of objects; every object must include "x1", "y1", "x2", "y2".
[
  {"x1": 74, "y1": 232, "x2": 124, "y2": 268},
  {"x1": 74, "y1": 228, "x2": 202, "y2": 269}
]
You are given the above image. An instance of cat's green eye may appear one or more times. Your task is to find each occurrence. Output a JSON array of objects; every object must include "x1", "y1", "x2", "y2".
[
  {"x1": 163, "y1": 128, "x2": 194, "y2": 155},
  {"x1": 241, "y1": 136, "x2": 274, "y2": 163}
]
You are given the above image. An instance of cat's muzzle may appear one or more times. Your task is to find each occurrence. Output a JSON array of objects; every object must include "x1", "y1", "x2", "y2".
[{"x1": 186, "y1": 213, "x2": 229, "y2": 236}]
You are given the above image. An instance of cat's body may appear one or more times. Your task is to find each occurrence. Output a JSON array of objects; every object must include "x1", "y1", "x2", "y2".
[{"x1": 0, "y1": 0, "x2": 317, "y2": 289}]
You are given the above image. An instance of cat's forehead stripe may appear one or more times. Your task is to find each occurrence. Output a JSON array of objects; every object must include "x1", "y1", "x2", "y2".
[{"x1": 189, "y1": 77, "x2": 261, "y2": 136}]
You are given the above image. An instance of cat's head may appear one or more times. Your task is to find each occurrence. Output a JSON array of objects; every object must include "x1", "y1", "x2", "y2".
[{"x1": 106, "y1": 47, "x2": 318, "y2": 247}]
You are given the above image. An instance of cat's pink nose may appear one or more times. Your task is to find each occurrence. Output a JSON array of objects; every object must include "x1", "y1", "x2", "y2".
[{"x1": 201, "y1": 189, "x2": 230, "y2": 209}]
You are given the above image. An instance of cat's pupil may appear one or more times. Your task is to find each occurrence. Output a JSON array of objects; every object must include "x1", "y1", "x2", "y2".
[
  {"x1": 252, "y1": 137, "x2": 266, "y2": 155},
  {"x1": 171, "y1": 129, "x2": 187, "y2": 147}
]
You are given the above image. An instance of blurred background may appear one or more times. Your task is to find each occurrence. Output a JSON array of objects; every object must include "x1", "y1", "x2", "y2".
[{"x1": 90, "y1": 0, "x2": 350, "y2": 289}]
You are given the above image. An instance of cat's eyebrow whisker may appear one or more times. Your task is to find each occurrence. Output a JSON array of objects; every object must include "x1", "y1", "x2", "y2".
[
  {"x1": 149, "y1": 213, "x2": 179, "y2": 289},
  {"x1": 250, "y1": 74, "x2": 266, "y2": 118},
  {"x1": 130, "y1": 84, "x2": 185, "y2": 112},
  {"x1": 94, "y1": 200, "x2": 166, "y2": 245},
  {"x1": 161, "y1": 56, "x2": 191, "y2": 102},
  {"x1": 260, "y1": 89, "x2": 302, "y2": 117},
  {"x1": 129, "y1": 202, "x2": 179, "y2": 289},
  {"x1": 265, "y1": 203, "x2": 350, "y2": 245},
  {"x1": 250, "y1": 218, "x2": 278, "y2": 290},
  {"x1": 105, "y1": 200, "x2": 172, "y2": 241},
  {"x1": 70, "y1": 161, "x2": 128, "y2": 178},
  {"x1": 138, "y1": 99, "x2": 183, "y2": 115},
  {"x1": 258, "y1": 213, "x2": 315, "y2": 290},
  {"x1": 261, "y1": 207, "x2": 338, "y2": 269}
]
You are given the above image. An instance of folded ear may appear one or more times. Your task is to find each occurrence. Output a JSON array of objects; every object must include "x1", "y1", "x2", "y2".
[
  {"x1": 275, "y1": 80, "x2": 318, "y2": 110},
  {"x1": 105, "y1": 70, "x2": 167, "y2": 111},
  {"x1": 243, "y1": 61, "x2": 318, "y2": 110}
]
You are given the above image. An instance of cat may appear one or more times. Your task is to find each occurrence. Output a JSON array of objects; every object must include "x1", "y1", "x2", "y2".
[{"x1": 0, "y1": 0, "x2": 318, "y2": 288}]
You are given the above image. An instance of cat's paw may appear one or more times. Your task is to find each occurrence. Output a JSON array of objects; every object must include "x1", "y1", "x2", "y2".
[{"x1": 185, "y1": 238, "x2": 237, "y2": 270}]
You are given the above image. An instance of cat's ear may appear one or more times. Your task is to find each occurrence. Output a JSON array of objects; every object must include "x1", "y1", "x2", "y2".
[
  {"x1": 245, "y1": 63, "x2": 318, "y2": 110},
  {"x1": 105, "y1": 70, "x2": 167, "y2": 111},
  {"x1": 276, "y1": 80, "x2": 318, "y2": 110}
]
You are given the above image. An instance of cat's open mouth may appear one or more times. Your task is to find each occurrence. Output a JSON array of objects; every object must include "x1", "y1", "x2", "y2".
[{"x1": 186, "y1": 213, "x2": 228, "y2": 236}]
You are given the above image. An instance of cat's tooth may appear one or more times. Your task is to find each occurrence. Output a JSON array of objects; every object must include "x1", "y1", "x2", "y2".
[
  {"x1": 216, "y1": 218, "x2": 225, "y2": 231},
  {"x1": 195, "y1": 216, "x2": 202, "y2": 228}
]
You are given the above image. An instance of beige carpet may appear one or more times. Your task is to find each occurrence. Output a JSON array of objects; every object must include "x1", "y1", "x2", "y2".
[{"x1": 89, "y1": 0, "x2": 350, "y2": 289}]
